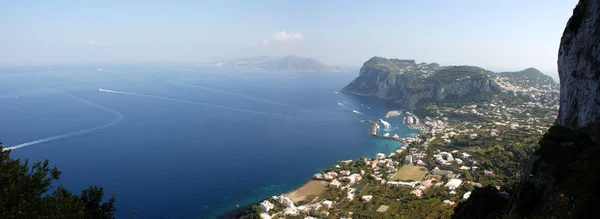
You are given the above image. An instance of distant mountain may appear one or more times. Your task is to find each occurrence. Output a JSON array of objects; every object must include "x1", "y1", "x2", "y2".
[
  {"x1": 208, "y1": 55, "x2": 342, "y2": 72},
  {"x1": 342, "y1": 57, "x2": 559, "y2": 111}
]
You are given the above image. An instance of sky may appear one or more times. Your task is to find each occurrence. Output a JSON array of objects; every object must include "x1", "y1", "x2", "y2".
[{"x1": 0, "y1": 0, "x2": 579, "y2": 77}]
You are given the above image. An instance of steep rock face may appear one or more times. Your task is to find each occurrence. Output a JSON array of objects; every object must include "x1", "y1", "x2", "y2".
[
  {"x1": 505, "y1": 1, "x2": 600, "y2": 218},
  {"x1": 342, "y1": 57, "x2": 499, "y2": 110},
  {"x1": 556, "y1": 0, "x2": 600, "y2": 133}
]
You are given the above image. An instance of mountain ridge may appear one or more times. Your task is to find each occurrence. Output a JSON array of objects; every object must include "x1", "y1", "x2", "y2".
[
  {"x1": 342, "y1": 57, "x2": 557, "y2": 112},
  {"x1": 207, "y1": 55, "x2": 342, "y2": 73}
]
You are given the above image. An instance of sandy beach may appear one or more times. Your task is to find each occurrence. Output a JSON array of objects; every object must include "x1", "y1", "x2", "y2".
[{"x1": 284, "y1": 180, "x2": 329, "y2": 203}]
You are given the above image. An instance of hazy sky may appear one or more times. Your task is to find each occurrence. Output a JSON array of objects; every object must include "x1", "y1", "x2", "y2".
[{"x1": 1, "y1": 0, "x2": 578, "y2": 75}]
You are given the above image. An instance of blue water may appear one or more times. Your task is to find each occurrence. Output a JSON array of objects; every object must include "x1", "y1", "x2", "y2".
[{"x1": 0, "y1": 65, "x2": 414, "y2": 218}]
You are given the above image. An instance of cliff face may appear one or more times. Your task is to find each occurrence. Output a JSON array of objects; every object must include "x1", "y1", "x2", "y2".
[
  {"x1": 504, "y1": 1, "x2": 600, "y2": 218},
  {"x1": 556, "y1": 0, "x2": 600, "y2": 133},
  {"x1": 342, "y1": 57, "x2": 500, "y2": 111}
]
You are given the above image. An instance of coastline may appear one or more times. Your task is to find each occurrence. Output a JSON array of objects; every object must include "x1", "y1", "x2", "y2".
[{"x1": 227, "y1": 109, "x2": 423, "y2": 218}]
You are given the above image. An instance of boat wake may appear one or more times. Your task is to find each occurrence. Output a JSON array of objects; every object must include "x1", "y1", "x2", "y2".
[
  {"x1": 338, "y1": 101, "x2": 353, "y2": 108},
  {"x1": 98, "y1": 88, "x2": 295, "y2": 118},
  {"x1": 352, "y1": 109, "x2": 365, "y2": 116},
  {"x1": 4, "y1": 89, "x2": 124, "y2": 151},
  {"x1": 379, "y1": 119, "x2": 398, "y2": 131}
]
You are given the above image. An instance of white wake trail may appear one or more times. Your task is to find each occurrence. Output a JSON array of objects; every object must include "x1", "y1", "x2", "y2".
[
  {"x1": 352, "y1": 109, "x2": 365, "y2": 116},
  {"x1": 4, "y1": 89, "x2": 124, "y2": 151},
  {"x1": 98, "y1": 88, "x2": 295, "y2": 118},
  {"x1": 379, "y1": 119, "x2": 392, "y2": 130}
]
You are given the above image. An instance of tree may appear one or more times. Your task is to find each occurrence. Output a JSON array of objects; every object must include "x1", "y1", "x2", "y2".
[
  {"x1": 452, "y1": 185, "x2": 507, "y2": 219},
  {"x1": 0, "y1": 142, "x2": 117, "y2": 218}
]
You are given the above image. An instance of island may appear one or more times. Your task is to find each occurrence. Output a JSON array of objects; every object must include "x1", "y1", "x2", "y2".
[
  {"x1": 206, "y1": 55, "x2": 343, "y2": 73},
  {"x1": 234, "y1": 56, "x2": 561, "y2": 218}
]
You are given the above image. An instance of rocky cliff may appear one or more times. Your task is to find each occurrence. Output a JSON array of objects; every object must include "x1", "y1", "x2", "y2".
[
  {"x1": 497, "y1": 1, "x2": 600, "y2": 218},
  {"x1": 556, "y1": 0, "x2": 600, "y2": 135},
  {"x1": 342, "y1": 57, "x2": 523, "y2": 111}
]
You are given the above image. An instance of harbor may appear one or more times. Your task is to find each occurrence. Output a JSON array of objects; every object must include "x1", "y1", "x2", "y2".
[{"x1": 365, "y1": 120, "x2": 406, "y2": 143}]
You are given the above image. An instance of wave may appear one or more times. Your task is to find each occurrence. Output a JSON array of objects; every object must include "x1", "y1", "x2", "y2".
[
  {"x1": 98, "y1": 88, "x2": 295, "y2": 118},
  {"x1": 4, "y1": 89, "x2": 124, "y2": 151}
]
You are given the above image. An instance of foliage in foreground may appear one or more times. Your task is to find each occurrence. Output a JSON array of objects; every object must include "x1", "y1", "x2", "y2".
[{"x1": 0, "y1": 142, "x2": 117, "y2": 219}]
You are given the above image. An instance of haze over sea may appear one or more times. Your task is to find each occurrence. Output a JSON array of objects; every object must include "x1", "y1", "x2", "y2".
[{"x1": 0, "y1": 65, "x2": 414, "y2": 218}]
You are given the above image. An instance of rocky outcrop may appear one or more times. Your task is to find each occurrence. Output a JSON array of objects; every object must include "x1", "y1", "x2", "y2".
[
  {"x1": 556, "y1": 0, "x2": 600, "y2": 134},
  {"x1": 505, "y1": 1, "x2": 600, "y2": 218},
  {"x1": 341, "y1": 57, "x2": 500, "y2": 111}
]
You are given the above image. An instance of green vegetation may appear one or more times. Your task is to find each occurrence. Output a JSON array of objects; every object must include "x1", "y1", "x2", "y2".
[
  {"x1": 362, "y1": 57, "x2": 417, "y2": 74},
  {"x1": 498, "y1": 68, "x2": 557, "y2": 88},
  {"x1": 455, "y1": 125, "x2": 600, "y2": 218},
  {"x1": 518, "y1": 125, "x2": 600, "y2": 218},
  {"x1": 336, "y1": 186, "x2": 454, "y2": 218},
  {"x1": 391, "y1": 165, "x2": 429, "y2": 181},
  {"x1": 0, "y1": 143, "x2": 118, "y2": 219},
  {"x1": 430, "y1": 66, "x2": 492, "y2": 85},
  {"x1": 452, "y1": 185, "x2": 507, "y2": 219}
]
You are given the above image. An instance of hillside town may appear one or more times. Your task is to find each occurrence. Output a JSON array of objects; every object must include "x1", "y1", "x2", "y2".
[{"x1": 240, "y1": 75, "x2": 559, "y2": 219}]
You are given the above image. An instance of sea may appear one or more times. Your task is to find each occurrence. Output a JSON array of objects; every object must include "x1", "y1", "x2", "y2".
[{"x1": 0, "y1": 65, "x2": 415, "y2": 218}]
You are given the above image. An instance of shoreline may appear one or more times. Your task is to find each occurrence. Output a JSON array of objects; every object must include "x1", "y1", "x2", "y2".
[{"x1": 227, "y1": 111, "x2": 423, "y2": 218}]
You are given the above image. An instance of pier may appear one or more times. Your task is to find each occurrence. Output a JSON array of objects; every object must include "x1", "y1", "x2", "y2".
[
  {"x1": 365, "y1": 120, "x2": 406, "y2": 143},
  {"x1": 366, "y1": 120, "x2": 378, "y2": 136}
]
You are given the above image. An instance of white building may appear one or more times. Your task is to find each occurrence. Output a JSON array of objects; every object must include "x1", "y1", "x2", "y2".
[
  {"x1": 387, "y1": 181, "x2": 418, "y2": 188},
  {"x1": 455, "y1": 158, "x2": 463, "y2": 164},
  {"x1": 410, "y1": 189, "x2": 423, "y2": 197},
  {"x1": 442, "y1": 200, "x2": 456, "y2": 206},
  {"x1": 259, "y1": 200, "x2": 274, "y2": 212},
  {"x1": 444, "y1": 179, "x2": 463, "y2": 190},
  {"x1": 376, "y1": 153, "x2": 386, "y2": 160},
  {"x1": 326, "y1": 172, "x2": 338, "y2": 178},
  {"x1": 404, "y1": 155, "x2": 413, "y2": 165},
  {"x1": 274, "y1": 196, "x2": 295, "y2": 208},
  {"x1": 362, "y1": 195, "x2": 373, "y2": 202},
  {"x1": 329, "y1": 179, "x2": 341, "y2": 188},
  {"x1": 322, "y1": 200, "x2": 333, "y2": 209},
  {"x1": 259, "y1": 213, "x2": 271, "y2": 219},
  {"x1": 283, "y1": 207, "x2": 298, "y2": 216},
  {"x1": 346, "y1": 193, "x2": 354, "y2": 201},
  {"x1": 463, "y1": 191, "x2": 472, "y2": 200}
]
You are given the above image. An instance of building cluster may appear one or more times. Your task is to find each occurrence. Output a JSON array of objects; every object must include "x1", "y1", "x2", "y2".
[{"x1": 251, "y1": 78, "x2": 559, "y2": 218}]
